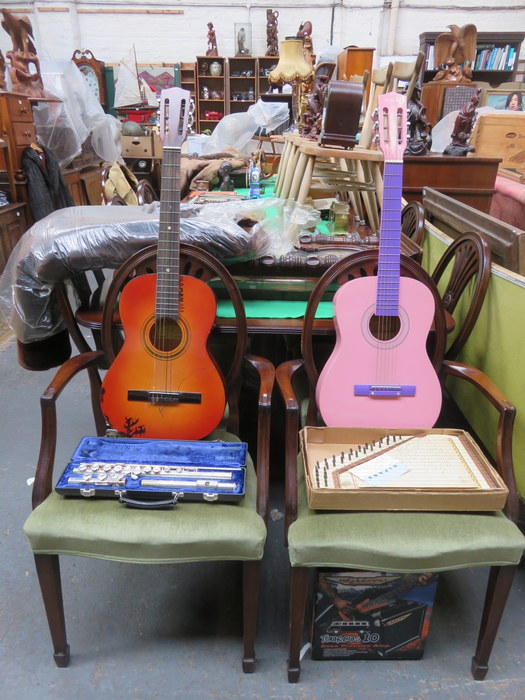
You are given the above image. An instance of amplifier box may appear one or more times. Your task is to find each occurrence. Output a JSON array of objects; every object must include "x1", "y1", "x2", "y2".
[{"x1": 311, "y1": 570, "x2": 438, "y2": 660}]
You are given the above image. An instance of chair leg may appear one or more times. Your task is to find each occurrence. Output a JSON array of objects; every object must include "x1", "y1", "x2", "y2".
[
  {"x1": 34, "y1": 554, "x2": 70, "y2": 667},
  {"x1": 471, "y1": 565, "x2": 516, "y2": 680},
  {"x1": 242, "y1": 560, "x2": 260, "y2": 673},
  {"x1": 287, "y1": 566, "x2": 310, "y2": 683}
]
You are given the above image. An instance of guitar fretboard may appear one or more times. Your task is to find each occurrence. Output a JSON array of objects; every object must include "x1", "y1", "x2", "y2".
[
  {"x1": 376, "y1": 160, "x2": 403, "y2": 317},
  {"x1": 156, "y1": 145, "x2": 181, "y2": 320}
]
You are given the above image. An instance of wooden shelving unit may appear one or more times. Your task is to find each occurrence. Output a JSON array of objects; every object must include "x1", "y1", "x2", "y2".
[
  {"x1": 419, "y1": 31, "x2": 525, "y2": 87},
  {"x1": 196, "y1": 56, "x2": 226, "y2": 134},
  {"x1": 257, "y1": 56, "x2": 279, "y2": 97},
  {"x1": 177, "y1": 61, "x2": 196, "y2": 99},
  {"x1": 228, "y1": 56, "x2": 257, "y2": 115}
]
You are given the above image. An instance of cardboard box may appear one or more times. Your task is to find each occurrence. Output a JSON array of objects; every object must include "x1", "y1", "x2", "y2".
[
  {"x1": 311, "y1": 570, "x2": 438, "y2": 660},
  {"x1": 121, "y1": 133, "x2": 162, "y2": 159},
  {"x1": 300, "y1": 426, "x2": 508, "y2": 511},
  {"x1": 471, "y1": 113, "x2": 525, "y2": 175}
]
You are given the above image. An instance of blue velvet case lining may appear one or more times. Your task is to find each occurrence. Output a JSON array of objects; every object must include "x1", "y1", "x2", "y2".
[{"x1": 55, "y1": 437, "x2": 247, "y2": 503}]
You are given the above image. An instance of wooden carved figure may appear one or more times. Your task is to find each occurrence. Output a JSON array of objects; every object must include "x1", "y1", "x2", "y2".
[
  {"x1": 444, "y1": 88, "x2": 482, "y2": 156},
  {"x1": 405, "y1": 86, "x2": 433, "y2": 156},
  {"x1": 265, "y1": 9, "x2": 279, "y2": 57},
  {"x1": 206, "y1": 22, "x2": 218, "y2": 57},
  {"x1": 433, "y1": 24, "x2": 477, "y2": 83},
  {"x1": 0, "y1": 50, "x2": 6, "y2": 90},
  {"x1": 0, "y1": 9, "x2": 45, "y2": 96},
  {"x1": 297, "y1": 21, "x2": 314, "y2": 66}
]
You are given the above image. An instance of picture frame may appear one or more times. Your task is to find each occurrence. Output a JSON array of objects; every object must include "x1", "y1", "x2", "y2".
[
  {"x1": 234, "y1": 23, "x2": 252, "y2": 57},
  {"x1": 480, "y1": 87, "x2": 524, "y2": 111}
]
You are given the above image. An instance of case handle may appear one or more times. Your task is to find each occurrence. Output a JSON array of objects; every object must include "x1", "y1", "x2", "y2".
[{"x1": 119, "y1": 493, "x2": 179, "y2": 509}]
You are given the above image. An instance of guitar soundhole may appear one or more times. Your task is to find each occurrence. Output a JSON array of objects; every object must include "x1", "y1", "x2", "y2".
[
  {"x1": 369, "y1": 314, "x2": 401, "y2": 341},
  {"x1": 149, "y1": 317, "x2": 183, "y2": 352}
]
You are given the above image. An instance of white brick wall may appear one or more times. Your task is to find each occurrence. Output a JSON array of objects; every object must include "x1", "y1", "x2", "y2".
[{"x1": 0, "y1": 1, "x2": 523, "y2": 67}]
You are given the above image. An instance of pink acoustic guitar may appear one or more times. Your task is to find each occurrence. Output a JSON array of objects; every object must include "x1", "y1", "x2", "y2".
[
  {"x1": 316, "y1": 91, "x2": 442, "y2": 429},
  {"x1": 100, "y1": 88, "x2": 226, "y2": 439}
]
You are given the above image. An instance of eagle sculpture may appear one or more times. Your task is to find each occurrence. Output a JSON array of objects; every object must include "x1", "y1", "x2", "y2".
[{"x1": 432, "y1": 24, "x2": 477, "y2": 83}]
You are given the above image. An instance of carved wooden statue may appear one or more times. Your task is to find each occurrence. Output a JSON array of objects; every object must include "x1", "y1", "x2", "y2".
[
  {"x1": 433, "y1": 24, "x2": 477, "y2": 83},
  {"x1": 0, "y1": 50, "x2": 6, "y2": 91},
  {"x1": 299, "y1": 61, "x2": 335, "y2": 139},
  {"x1": 405, "y1": 86, "x2": 433, "y2": 156},
  {"x1": 206, "y1": 22, "x2": 218, "y2": 57},
  {"x1": 1, "y1": 9, "x2": 45, "y2": 96},
  {"x1": 265, "y1": 9, "x2": 279, "y2": 57},
  {"x1": 444, "y1": 88, "x2": 482, "y2": 156},
  {"x1": 297, "y1": 20, "x2": 314, "y2": 66}
]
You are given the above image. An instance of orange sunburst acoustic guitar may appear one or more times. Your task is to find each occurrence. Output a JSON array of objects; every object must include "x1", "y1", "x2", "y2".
[{"x1": 100, "y1": 88, "x2": 226, "y2": 439}]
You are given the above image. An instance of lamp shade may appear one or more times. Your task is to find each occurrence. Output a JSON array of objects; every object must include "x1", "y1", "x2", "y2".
[{"x1": 269, "y1": 38, "x2": 314, "y2": 85}]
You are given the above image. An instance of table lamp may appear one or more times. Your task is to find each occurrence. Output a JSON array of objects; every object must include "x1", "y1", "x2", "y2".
[{"x1": 269, "y1": 38, "x2": 314, "y2": 130}]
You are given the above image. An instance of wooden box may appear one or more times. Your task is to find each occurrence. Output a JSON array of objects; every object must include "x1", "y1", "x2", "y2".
[
  {"x1": 470, "y1": 113, "x2": 525, "y2": 175},
  {"x1": 300, "y1": 426, "x2": 508, "y2": 512}
]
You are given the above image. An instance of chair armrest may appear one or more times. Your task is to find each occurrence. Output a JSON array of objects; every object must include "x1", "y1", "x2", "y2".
[
  {"x1": 32, "y1": 351, "x2": 105, "y2": 509},
  {"x1": 441, "y1": 359, "x2": 519, "y2": 522},
  {"x1": 276, "y1": 359, "x2": 305, "y2": 541},
  {"x1": 244, "y1": 354, "x2": 274, "y2": 522}
]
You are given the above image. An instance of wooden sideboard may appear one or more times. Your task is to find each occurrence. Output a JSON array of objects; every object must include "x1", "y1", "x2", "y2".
[{"x1": 403, "y1": 152, "x2": 501, "y2": 214}]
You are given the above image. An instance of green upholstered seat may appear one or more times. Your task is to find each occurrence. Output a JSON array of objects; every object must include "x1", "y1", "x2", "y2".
[
  {"x1": 288, "y1": 461, "x2": 525, "y2": 572},
  {"x1": 24, "y1": 442, "x2": 266, "y2": 565}
]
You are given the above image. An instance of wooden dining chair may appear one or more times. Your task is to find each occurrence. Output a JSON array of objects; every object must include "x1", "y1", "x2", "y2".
[
  {"x1": 276, "y1": 251, "x2": 524, "y2": 683},
  {"x1": 401, "y1": 200, "x2": 426, "y2": 246},
  {"x1": 431, "y1": 231, "x2": 492, "y2": 361},
  {"x1": 23, "y1": 243, "x2": 274, "y2": 671}
]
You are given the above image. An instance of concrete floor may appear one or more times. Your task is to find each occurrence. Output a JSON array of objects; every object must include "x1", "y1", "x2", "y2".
[{"x1": 1, "y1": 329, "x2": 525, "y2": 700}]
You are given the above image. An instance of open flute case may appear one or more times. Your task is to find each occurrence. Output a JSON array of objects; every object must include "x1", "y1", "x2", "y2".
[{"x1": 55, "y1": 436, "x2": 247, "y2": 508}]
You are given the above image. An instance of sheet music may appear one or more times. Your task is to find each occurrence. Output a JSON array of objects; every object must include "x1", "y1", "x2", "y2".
[{"x1": 312, "y1": 434, "x2": 493, "y2": 491}]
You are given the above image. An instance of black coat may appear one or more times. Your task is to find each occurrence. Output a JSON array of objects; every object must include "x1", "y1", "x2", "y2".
[{"x1": 22, "y1": 145, "x2": 74, "y2": 222}]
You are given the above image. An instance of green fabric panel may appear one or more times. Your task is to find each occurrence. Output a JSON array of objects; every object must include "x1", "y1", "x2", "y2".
[
  {"x1": 423, "y1": 228, "x2": 525, "y2": 499},
  {"x1": 216, "y1": 299, "x2": 333, "y2": 319},
  {"x1": 288, "y1": 457, "x2": 525, "y2": 571},
  {"x1": 24, "y1": 432, "x2": 266, "y2": 564}
]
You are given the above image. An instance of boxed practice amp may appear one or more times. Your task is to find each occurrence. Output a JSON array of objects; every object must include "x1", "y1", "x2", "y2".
[{"x1": 311, "y1": 570, "x2": 438, "y2": 660}]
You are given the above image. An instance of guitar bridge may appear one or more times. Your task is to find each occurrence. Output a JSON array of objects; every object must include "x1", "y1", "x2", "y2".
[
  {"x1": 128, "y1": 390, "x2": 202, "y2": 404},
  {"x1": 354, "y1": 385, "x2": 416, "y2": 397}
]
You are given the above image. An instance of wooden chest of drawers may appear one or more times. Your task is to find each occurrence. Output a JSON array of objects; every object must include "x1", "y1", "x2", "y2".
[{"x1": 0, "y1": 93, "x2": 37, "y2": 180}]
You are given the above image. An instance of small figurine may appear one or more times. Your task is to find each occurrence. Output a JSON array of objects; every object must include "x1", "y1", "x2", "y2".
[
  {"x1": 444, "y1": 88, "x2": 481, "y2": 156},
  {"x1": 265, "y1": 9, "x2": 279, "y2": 57},
  {"x1": 218, "y1": 161, "x2": 234, "y2": 191},
  {"x1": 405, "y1": 85, "x2": 433, "y2": 156},
  {"x1": 206, "y1": 22, "x2": 218, "y2": 57},
  {"x1": 297, "y1": 20, "x2": 314, "y2": 66},
  {"x1": 236, "y1": 26, "x2": 249, "y2": 56}
]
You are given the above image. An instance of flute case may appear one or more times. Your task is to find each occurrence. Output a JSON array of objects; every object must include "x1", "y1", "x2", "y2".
[{"x1": 55, "y1": 436, "x2": 247, "y2": 508}]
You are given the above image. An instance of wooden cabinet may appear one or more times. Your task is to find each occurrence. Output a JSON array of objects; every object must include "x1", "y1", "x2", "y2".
[
  {"x1": 403, "y1": 153, "x2": 501, "y2": 214},
  {"x1": 336, "y1": 47, "x2": 375, "y2": 102},
  {"x1": 0, "y1": 93, "x2": 37, "y2": 191},
  {"x1": 419, "y1": 31, "x2": 525, "y2": 87},
  {"x1": 0, "y1": 203, "x2": 27, "y2": 273},
  {"x1": 228, "y1": 56, "x2": 257, "y2": 115},
  {"x1": 196, "y1": 56, "x2": 226, "y2": 134}
]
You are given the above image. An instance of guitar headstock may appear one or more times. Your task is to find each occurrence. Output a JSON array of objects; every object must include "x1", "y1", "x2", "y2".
[
  {"x1": 159, "y1": 87, "x2": 191, "y2": 148},
  {"x1": 377, "y1": 91, "x2": 407, "y2": 162}
]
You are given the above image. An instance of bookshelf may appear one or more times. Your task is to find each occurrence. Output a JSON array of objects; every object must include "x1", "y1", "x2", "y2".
[{"x1": 419, "y1": 31, "x2": 524, "y2": 87}]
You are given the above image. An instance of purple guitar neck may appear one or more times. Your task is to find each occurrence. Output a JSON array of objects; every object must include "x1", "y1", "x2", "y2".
[{"x1": 376, "y1": 160, "x2": 403, "y2": 317}]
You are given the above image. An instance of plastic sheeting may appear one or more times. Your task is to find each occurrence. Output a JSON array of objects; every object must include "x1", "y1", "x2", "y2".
[
  {"x1": 32, "y1": 60, "x2": 123, "y2": 168},
  {"x1": 0, "y1": 198, "x2": 320, "y2": 343},
  {"x1": 201, "y1": 99, "x2": 289, "y2": 155}
]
